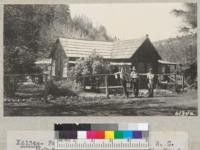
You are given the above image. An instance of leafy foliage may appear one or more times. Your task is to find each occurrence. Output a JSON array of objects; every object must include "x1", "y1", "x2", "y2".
[
  {"x1": 4, "y1": 5, "x2": 112, "y2": 72},
  {"x1": 4, "y1": 45, "x2": 39, "y2": 97},
  {"x1": 69, "y1": 52, "x2": 110, "y2": 89},
  {"x1": 4, "y1": 5, "x2": 71, "y2": 58},
  {"x1": 4, "y1": 46, "x2": 38, "y2": 74},
  {"x1": 171, "y1": 3, "x2": 197, "y2": 34},
  {"x1": 47, "y1": 79, "x2": 82, "y2": 97},
  {"x1": 154, "y1": 34, "x2": 197, "y2": 65},
  {"x1": 4, "y1": 5, "x2": 112, "y2": 96},
  {"x1": 71, "y1": 52, "x2": 110, "y2": 76},
  {"x1": 154, "y1": 34, "x2": 197, "y2": 87},
  {"x1": 170, "y1": 3, "x2": 197, "y2": 87},
  {"x1": 70, "y1": 16, "x2": 112, "y2": 41}
]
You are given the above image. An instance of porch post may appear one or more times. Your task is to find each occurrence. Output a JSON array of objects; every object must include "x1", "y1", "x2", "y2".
[
  {"x1": 105, "y1": 75, "x2": 109, "y2": 98},
  {"x1": 174, "y1": 64, "x2": 177, "y2": 92},
  {"x1": 44, "y1": 64, "x2": 48, "y2": 103},
  {"x1": 182, "y1": 73, "x2": 184, "y2": 91}
]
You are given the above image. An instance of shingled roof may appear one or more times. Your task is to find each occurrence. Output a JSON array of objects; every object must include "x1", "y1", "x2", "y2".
[
  {"x1": 112, "y1": 37, "x2": 146, "y2": 59},
  {"x1": 59, "y1": 38, "x2": 113, "y2": 59},
  {"x1": 58, "y1": 36, "x2": 148, "y2": 59}
]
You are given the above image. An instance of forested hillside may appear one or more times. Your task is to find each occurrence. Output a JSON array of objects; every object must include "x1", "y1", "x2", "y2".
[
  {"x1": 154, "y1": 34, "x2": 197, "y2": 65},
  {"x1": 4, "y1": 4, "x2": 197, "y2": 75},
  {"x1": 4, "y1": 5, "x2": 112, "y2": 74}
]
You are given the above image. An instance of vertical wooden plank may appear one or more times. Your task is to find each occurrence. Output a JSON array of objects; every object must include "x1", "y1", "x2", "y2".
[
  {"x1": 50, "y1": 59, "x2": 54, "y2": 80},
  {"x1": 105, "y1": 75, "x2": 109, "y2": 98},
  {"x1": 174, "y1": 65, "x2": 177, "y2": 92},
  {"x1": 44, "y1": 65, "x2": 48, "y2": 103},
  {"x1": 44, "y1": 73, "x2": 48, "y2": 103},
  {"x1": 182, "y1": 72, "x2": 184, "y2": 91},
  {"x1": 83, "y1": 76, "x2": 85, "y2": 89}
]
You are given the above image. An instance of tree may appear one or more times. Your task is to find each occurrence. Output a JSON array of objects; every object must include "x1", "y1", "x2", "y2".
[
  {"x1": 69, "y1": 52, "x2": 110, "y2": 89},
  {"x1": 154, "y1": 34, "x2": 197, "y2": 65},
  {"x1": 4, "y1": 46, "x2": 37, "y2": 74},
  {"x1": 4, "y1": 5, "x2": 71, "y2": 96},
  {"x1": 172, "y1": 3, "x2": 197, "y2": 34},
  {"x1": 4, "y1": 5, "x2": 113, "y2": 62},
  {"x1": 170, "y1": 3, "x2": 197, "y2": 65},
  {"x1": 4, "y1": 5, "x2": 71, "y2": 58},
  {"x1": 4, "y1": 45, "x2": 39, "y2": 97},
  {"x1": 70, "y1": 15, "x2": 113, "y2": 41},
  {"x1": 4, "y1": 5, "x2": 113, "y2": 95},
  {"x1": 71, "y1": 52, "x2": 110, "y2": 76}
]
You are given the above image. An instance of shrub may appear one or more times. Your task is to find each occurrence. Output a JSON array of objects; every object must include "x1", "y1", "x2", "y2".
[
  {"x1": 68, "y1": 52, "x2": 110, "y2": 89},
  {"x1": 47, "y1": 79, "x2": 82, "y2": 97},
  {"x1": 4, "y1": 76, "x2": 19, "y2": 97}
]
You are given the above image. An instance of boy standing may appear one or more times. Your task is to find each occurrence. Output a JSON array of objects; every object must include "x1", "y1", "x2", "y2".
[
  {"x1": 147, "y1": 68, "x2": 154, "y2": 97},
  {"x1": 130, "y1": 66, "x2": 139, "y2": 97}
]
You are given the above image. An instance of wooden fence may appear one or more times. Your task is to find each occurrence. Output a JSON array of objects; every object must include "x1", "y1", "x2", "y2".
[
  {"x1": 4, "y1": 72, "x2": 188, "y2": 101},
  {"x1": 63, "y1": 72, "x2": 187, "y2": 98}
]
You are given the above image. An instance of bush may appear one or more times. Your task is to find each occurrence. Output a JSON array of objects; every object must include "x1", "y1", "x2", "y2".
[
  {"x1": 4, "y1": 76, "x2": 19, "y2": 97},
  {"x1": 47, "y1": 79, "x2": 82, "y2": 97},
  {"x1": 68, "y1": 52, "x2": 110, "y2": 89}
]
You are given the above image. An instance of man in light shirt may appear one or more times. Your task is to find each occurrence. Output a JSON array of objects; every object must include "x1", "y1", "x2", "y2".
[
  {"x1": 130, "y1": 66, "x2": 139, "y2": 97},
  {"x1": 147, "y1": 68, "x2": 154, "y2": 97},
  {"x1": 114, "y1": 67, "x2": 129, "y2": 98}
]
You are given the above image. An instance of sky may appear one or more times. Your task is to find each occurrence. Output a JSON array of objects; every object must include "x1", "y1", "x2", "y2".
[{"x1": 70, "y1": 3, "x2": 185, "y2": 41}]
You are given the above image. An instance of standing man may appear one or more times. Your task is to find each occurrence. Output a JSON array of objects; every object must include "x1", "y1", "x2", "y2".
[
  {"x1": 130, "y1": 66, "x2": 139, "y2": 97},
  {"x1": 147, "y1": 68, "x2": 154, "y2": 97},
  {"x1": 115, "y1": 67, "x2": 129, "y2": 98}
]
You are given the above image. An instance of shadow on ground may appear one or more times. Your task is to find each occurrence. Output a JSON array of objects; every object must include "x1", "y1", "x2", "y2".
[{"x1": 4, "y1": 90, "x2": 197, "y2": 116}]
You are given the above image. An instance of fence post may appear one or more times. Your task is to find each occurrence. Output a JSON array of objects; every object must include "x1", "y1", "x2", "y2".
[
  {"x1": 182, "y1": 72, "x2": 184, "y2": 91},
  {"x1": 174, "y1": 65, "x2": 177, "y2": 92},
  {"x1": 174, "y1": 73, "x2": 177, "y2": 92},
  {"x1": 44, "y1": 64, "x2": 48, "y2": 103},
  {"x1": 50, "y1": 59, "x2": 53, "y2": 80},
  {"x1": 44, "y1": 73, "x2": 48, "y2": 103},
  {"x1": 83, "y1": 76, "x2": 85, "y2": 89},
  {"x1": 105, "y1": 75, "x2": 109, "y2": 98}
]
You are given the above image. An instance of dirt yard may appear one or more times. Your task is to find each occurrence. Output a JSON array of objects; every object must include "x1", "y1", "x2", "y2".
[{"x1": 4, "y1": 89, "x2": 197, "y2": 116}]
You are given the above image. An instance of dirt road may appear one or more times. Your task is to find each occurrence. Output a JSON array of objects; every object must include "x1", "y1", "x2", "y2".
[{"x1": 4, "y1": 90, "x2": 197, "y2": 116}]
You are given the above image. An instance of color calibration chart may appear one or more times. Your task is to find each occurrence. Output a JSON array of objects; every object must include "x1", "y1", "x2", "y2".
[{"x1": 54, "y1": 123, "x2": 149, "y2": 149}]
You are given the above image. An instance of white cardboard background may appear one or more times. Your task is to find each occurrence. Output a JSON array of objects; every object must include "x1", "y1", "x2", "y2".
[{"x1": 0, "y1": 0, "x2": 199, "y2": 149}]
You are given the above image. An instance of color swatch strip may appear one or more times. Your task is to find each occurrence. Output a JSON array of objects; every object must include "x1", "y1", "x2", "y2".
[
  {"x1": 54, "y1": 123, "x2": 148, "y2": 131},
  {"x1": 55, "y1": 130, "x2": 149, "y2": 139}
]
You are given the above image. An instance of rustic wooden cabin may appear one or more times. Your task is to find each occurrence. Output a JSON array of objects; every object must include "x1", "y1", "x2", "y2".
[
  {"x1": 110, "y1": 35, "x2": 161, "y2": 73},
  {"x1": 52, "y1": 35, "x2": 162, "y2": 78}
]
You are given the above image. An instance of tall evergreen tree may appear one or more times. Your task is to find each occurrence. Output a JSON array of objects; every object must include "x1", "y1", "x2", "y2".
[{"x1": 172, "y1": 3, "x2": 197, "y2": 34}]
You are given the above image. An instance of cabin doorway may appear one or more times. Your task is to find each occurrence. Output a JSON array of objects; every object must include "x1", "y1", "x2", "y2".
[{"x1": 137, "y1": 62, "x2": 153, "y2": 73}]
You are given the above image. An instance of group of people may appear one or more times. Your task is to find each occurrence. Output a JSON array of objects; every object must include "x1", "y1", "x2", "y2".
[{"x1": 114, "y1": 66, "x2": 155, "y2": 98}]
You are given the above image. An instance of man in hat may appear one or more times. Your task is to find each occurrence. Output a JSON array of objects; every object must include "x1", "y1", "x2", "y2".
[
  {"x1": 114, "y1": 67, "x2": 129, "y2": 98},
  {"x1": 147, "y1": 68, "x2": 154, "y2": 97},
  {"x1": 130, "y1": 66, "x2": 139, "y2": 97}
]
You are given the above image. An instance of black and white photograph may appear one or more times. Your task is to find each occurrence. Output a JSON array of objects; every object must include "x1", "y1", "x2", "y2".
[{"x1": 3, "y1": 3, "x2": 197, "y2": 116}]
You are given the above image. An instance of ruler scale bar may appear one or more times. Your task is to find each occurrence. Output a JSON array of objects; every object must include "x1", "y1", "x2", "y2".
[{"x1": 55, "y1": 139, "x2": 149, "y2": 150}]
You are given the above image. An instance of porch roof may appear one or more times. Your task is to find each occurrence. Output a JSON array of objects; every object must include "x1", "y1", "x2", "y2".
[
  {"x1": 110, "y1": 62, "x2": 132, "y2": 66},
  {"x1": 158, "y1": 59, "x2": 179, "y2": 65}
]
